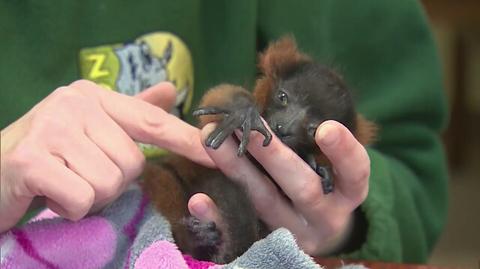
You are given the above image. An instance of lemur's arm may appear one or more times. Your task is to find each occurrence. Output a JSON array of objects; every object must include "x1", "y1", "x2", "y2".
[{"x1": 193, "y1": 84, "x2": 272, "y2": 156}]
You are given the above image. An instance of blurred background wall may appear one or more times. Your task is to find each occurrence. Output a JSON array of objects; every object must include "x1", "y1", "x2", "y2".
[{"x1": 420, "y1": 1, "x2": 480, "y2": 267}]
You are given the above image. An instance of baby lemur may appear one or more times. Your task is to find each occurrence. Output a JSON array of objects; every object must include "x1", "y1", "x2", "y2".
[{"x1": 142, "y1": 37, "x2": 376, "y2": 263}]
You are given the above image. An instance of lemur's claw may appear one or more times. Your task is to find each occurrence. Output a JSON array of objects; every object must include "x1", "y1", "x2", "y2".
[
  {"x1": 316, "y1": 166, "x2": 334, "y2": 194},
  {"x1": 306, "y1": 155, "x2": 334, "y2": 194}
]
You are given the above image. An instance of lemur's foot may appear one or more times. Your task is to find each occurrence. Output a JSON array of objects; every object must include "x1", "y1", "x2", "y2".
[
  {"x1": 193, "y1": 105, "x2": 272, "y2": 156},
  {"x1": 183, "y1": 216, "x2": 222, "y2": 259}
]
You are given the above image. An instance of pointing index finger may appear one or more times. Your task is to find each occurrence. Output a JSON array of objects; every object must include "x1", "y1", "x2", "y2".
[{"x1": 70, "y1": 80, "x2": 214, "y2": 167}]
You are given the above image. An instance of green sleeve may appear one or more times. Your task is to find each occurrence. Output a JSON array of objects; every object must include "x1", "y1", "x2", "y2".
[{"x1": 258, "y1": 0, "x2": 448, "y2": 262}]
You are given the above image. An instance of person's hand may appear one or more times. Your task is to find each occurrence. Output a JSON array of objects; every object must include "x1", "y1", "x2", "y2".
[
  {"x1": 0, "y1": 80, "x2": 213, "y2": 233},
  {"x1": 194, "y1": 120, "x2": 369, "y2": 256}
]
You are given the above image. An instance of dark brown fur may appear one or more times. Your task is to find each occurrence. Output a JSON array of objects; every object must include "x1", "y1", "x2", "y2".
[{"x1": 142, "y1": 36, "x2": 376, "y2": 263}]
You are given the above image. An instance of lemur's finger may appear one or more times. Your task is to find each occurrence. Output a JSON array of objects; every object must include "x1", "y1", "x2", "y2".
[
  {"x1": 251, "y1": 117, "x2": 272, "y2": 146},
  {"x1": 238, "y1": 117, "x2": 252, "y2": 156},
  {"x1": 206, "y1": 117, "x2": 237, "y2": 149},
  {"x1": 192, "y1": 107, "x2": 229, "y2": 117}
]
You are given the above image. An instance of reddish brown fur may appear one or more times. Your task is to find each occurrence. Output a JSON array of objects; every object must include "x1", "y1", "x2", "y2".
[
  {"x1": 257, "y1": 36, "x2": 311, "y2": 78},
  {"x1": 197, "y1": 84, "x2": 253, "y2": 128},
  {"x1": 355, "y1": 114, "x2": 378, "y2": 146},
  {"x1": 254, "y1": 36, "x2": 310, "y2": 112},
  {"x1": 141, "y1": 161, "x2": 190, "y2": 249},
  {"x1": 143, "y1": 156, "x2": 223, "y2": 257}
]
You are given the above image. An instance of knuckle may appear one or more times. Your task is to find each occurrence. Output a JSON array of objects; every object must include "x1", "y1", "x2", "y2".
[
  {"x1": 69, "y1": 79, "x2": 97, "y2": 91},
  {"x1": 111, "y1": 167, "x2": 124, "y2": 187},
  {"x1": 31, "y1": 112, "x2": 71, "y2": 137},
  {"x1": 31, "y1": 87, "x2": 84, "y2": 124},
  {"x1": 43, "y1": 87, "x2": 89, "y2": 118},
  {"x1": 137, "y1": 114, "x2": 166, "y2": 143},
  {"x1": 295, "y1": 180, "x2": 323, "y2": 208},
  {"x1": 133, "y1": 150, "x2": 146, "y2": 175},
  {"x1": 95, "y1": 168, "x2": 125, "y2": 202},
  {"x1": 52, "y1": 81, "x2": 101, "y2": 105},
  {"x1": 349, "y1": 157, "x2": 370, "y2": 189},
  {"x1": 351, "y1": 168, "x2": 369, "y2": 187},
  {"x1": 67, "y1": 189, "x2": 95, "y2": 220},
  {"x1": 50, "y1": 85, "x2": 71, "y2": 97},
  {"x1": 123, "y1": 147, "x2": 146, "y2": 180},
  {"x1": 50, "y1": 86, "x2": 83, "y2": 104}
]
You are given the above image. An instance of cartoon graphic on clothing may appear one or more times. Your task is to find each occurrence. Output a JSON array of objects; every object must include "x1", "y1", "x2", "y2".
[
  {"x1": 79, "y1": 32, "x2": 194, "y2": 156},
  {"x1": 114, "y1": 41, "x2": 172, "y2": 96}
]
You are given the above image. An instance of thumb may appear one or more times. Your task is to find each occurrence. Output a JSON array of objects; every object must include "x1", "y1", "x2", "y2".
[
  {"x1": 135, "y1": 82, "x2": 177, "y2": 112},
  {"x1": 188, "y1": 193, "x2": 223, "y2": 226}
]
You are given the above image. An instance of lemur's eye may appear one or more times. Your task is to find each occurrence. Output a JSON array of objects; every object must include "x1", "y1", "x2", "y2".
[{"x1": 277, "y1": 91, "x2": 288, "y2": 106}]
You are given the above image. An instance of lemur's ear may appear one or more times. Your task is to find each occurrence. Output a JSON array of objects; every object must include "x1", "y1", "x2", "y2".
[
  {"x1": 355, "y1": 114, "x2": 378, "y2": 146},
  {"x1": 253, "y1": 35, "x2": 311, "y2": 110},
  {"x1": 258, "y1": 35, "x2": 310, "y2": 78}
]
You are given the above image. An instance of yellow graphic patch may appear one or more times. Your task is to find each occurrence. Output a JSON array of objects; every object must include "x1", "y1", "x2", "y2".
[{"x1": 79, "y1": 32, "x2": 194, "y2": 157}]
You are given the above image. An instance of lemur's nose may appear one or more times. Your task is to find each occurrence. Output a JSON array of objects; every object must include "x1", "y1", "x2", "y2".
[{"x1": 275, "y1": 123, "x2": 290, "y2": 137}]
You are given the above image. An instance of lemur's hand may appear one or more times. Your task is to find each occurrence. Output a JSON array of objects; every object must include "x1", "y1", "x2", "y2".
[{"x1": 193, "y1": 103, "x2": 271, "y2": 156}]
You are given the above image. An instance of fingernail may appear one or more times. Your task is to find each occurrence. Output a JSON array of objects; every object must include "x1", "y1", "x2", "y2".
[
  {"x1": 191, "y1": 201, "x2": 209, "y2": 216},
  {"x1": 251, "y1": 131, "x2": 264, "y2": 145},
  {"x1": 317, "y1": 123, "x2": 339, "y2": 146}
]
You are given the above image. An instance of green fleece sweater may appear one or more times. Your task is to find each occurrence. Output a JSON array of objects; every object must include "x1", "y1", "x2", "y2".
[{"x1": 0, "y1": 0, "x2": 448, "y2": 263}]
